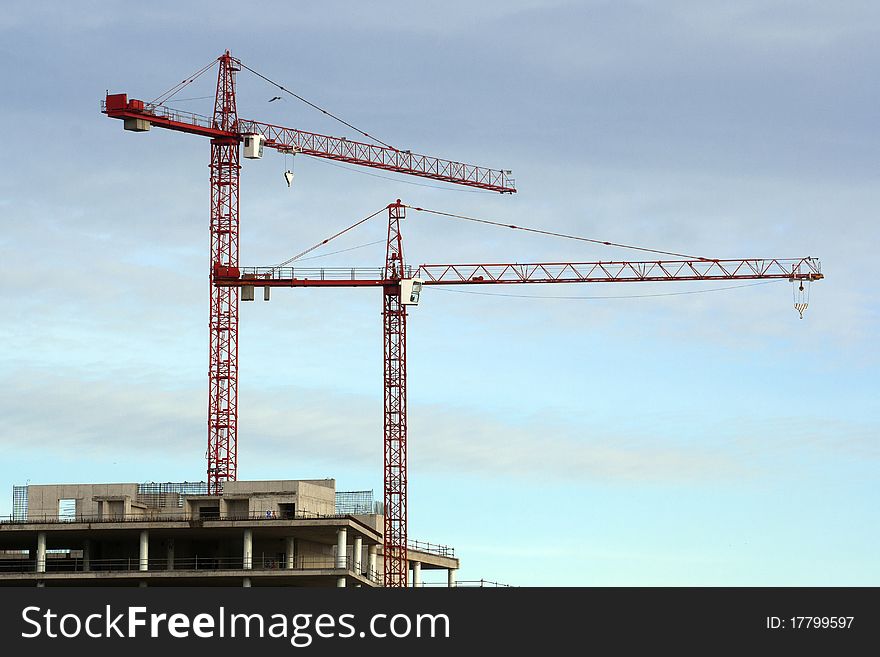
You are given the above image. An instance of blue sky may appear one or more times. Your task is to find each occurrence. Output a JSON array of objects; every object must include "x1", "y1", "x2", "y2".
[{"x1": 0, "y1": 1, "x2": 877, "y2": 585}]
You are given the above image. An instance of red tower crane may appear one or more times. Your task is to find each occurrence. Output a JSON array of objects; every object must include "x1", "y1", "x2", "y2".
[
  {"x1": 102, "y1": 51, "x2": 516, "y2": 496},
  {"x1": 215, "y1": 200, "x2": 824, "y2": 587}
]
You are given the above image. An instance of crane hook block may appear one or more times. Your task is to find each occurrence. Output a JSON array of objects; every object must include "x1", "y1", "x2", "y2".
[
  {"x1": 284, "y1": 170, "x2": 294, "y2": 188},
  {"x1": 792, "y1": 279, "x2": 810, "y2": 319}
]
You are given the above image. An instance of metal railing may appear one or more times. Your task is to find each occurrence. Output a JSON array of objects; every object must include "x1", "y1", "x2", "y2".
[
  {"x1": 455, "y1": 579, "x2": 514, "y2": 587},
  {"x1": 238, "y1": 266, "x2": 413, "y2": 281},
  {"x1": 399, "y1": 579, "x2": 516, "y2": 588},
  {"x1": 420, "y1": 579, "x2": 514, "y2": 587},
  {"x1": 100, "y1": 99, "x2": 216, "y2": 132},
  {"x1": 0, "y1": 509, "x2": 362, "y2": 525},
  {"x1": 407, "y1": 539, "x2": 455, "y2": 558},
  {"x1": 0, "y1": 555, "x2": 380, "y2": 583}
]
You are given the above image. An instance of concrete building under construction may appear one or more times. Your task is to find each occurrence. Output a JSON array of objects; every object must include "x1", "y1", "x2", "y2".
[{"x1": 0, "y1": 479, "x2": 458, "y2": 587}]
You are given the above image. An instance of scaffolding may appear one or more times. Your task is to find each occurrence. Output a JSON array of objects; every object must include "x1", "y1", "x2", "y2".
[
  {"x1": 137, "y1": 481, "x2": 208, "y2": 509},
  {"x1": 12, "y1": 486, "x2": 27, "y2": 521},
  {"x1": 336, "y1": 490, "x2": 380, "y2": 515}
]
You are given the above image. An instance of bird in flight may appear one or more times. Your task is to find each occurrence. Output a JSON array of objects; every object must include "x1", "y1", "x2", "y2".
[{"x1": 268, "y1": 96, "x2": 282, "y2": 102}]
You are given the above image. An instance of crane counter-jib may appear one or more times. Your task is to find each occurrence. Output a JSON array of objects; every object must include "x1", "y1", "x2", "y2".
[{"x1": 103, "y1": 94, "x2": 235, "y2": 139}]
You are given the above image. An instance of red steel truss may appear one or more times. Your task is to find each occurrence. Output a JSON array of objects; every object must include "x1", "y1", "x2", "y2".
[
  {"x1": 236, "y1": 120, "x2": 514, "y2": 192},
  {"x1": 207, "y1": 53, "x2": 241, "y2": 495},
  {"x1": 101, "y1": 107, "x2": 516, "y2": 194},
  {"x1": 218, "y1": 256, "x2": 823, "y2": 288},
  {"x1": 103, "y1": 51, "x2": 515, "y2": 506},
  {"x1": 383, "y1": 201, "x2": 408, "y2": 588},
  {"x1": 415, "y1": 257, "x2": 824, "y2": 285}
]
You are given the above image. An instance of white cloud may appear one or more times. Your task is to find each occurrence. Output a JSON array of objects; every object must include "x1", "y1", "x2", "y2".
[{"x1": 4, "y1": 367, "x2": 873, "y2": 488}]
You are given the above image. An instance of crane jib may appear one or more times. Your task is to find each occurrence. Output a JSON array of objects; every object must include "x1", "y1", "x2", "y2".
[{"x1": 213, "y1": 258, "x2": 823, "y2": 288}]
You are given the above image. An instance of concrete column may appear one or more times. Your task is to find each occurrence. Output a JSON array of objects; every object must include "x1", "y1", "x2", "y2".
[
  {"x1": 353, "y1": 535, "x2": 363, "y2": 574},
  {"x1": 413, "y1": 561, "x2": 422, "y2": 588},
  {"x1": 243, "y1": 529, "x2": 253, "y2": 570},
  {"x1": 82, "y1": 539, "x2": 91, "y2": 572},
  {"x1": 242, "y1": 577, "x2": 252, "y2": 588},
  {"x1": 166, "y1": 539, "x2": 175, "y2": 571},
  {"x1": 285, "y1": 537, "x2": 296, "y2": 570},
  {"x1": 368, "y1": 545, "x2": 378, "y2": 580},
  {"x1": 336, "y1": 576, "x2": 346, "y2": 588},
  {"x1": 335, "y1": 527, "x2": 348, "y2": 569},
  {"x1": 448, "y1": 568, "x2": 457, "y2": 588},
  {"x1": 139, "y1": 530, "x2": 149, "y2": 571},
  {"x1": 406, "y1": 561, "x2": 411, "y2": 587},
  {"x1": 36, "y1": 532, "x2": 46, "y2": 573}
]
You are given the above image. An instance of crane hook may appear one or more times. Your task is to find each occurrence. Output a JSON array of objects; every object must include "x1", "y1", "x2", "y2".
[
  {"x1": 283, "y1": 148, "x2": 296, "y2": 188},
  {"x1": 792, "y1": 278, "x2": 810, "y2": 320}
]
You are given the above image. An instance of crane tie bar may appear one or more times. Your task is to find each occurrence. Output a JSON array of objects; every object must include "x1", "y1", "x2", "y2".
[{"x1": 406, "y1": 206, "x2": 711, "y2": 261}]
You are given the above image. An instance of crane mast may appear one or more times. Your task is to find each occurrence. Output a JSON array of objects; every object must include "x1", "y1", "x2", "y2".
[
  {"x1": 383, "y1": 202, "x2": 408, "y2": 588},
  {"x1": 207, "y1": 53, "x2": 241, "y2": 494}
]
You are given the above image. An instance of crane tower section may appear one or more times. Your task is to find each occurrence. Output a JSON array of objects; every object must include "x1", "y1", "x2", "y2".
[
  {"x1": 207, "y1": 52, "x2": 241, "y2": 494},
  {"x1": 383, "y1": 201, "x2": 408, "y2": 588}
]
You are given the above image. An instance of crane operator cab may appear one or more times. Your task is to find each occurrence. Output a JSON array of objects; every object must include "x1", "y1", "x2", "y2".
[
  {"x1": 243, "y1": 134, "x2": 265, "y2": 159},
  {"x1": 400, "y1": 279, "x2": 423, "y2": 306}
]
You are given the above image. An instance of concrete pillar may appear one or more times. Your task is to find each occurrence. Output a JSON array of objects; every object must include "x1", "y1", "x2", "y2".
[
  {"x1": 285, "y1": 537, "x2": 295, "y2": 570},
  {"x1": 166, "y1": 539, "x2": 175, "y2": 571},
  {"x1": 82, "y1": 539, "x2": 91, "y2": 572},
  {"x1": 406, "y1": 561, "x2": 411, "y2": 587},
  {"x1": 335, "y1": 527, "x2": 348, "y2": 569},
  {"x1": 139, "y1": 530, "x2": 149, "y2": 571},
  {"x1": 413, "y1": 561, "x2": 422, "y2": 588},
  {"x1": 336, "y1": 576, "x2": 346, "y2": 588},
  {"x1": 242, "y1": 577, "x2": 252, "y2": 588},
  {"x1": 448, "y1": 568, "x2": 457, "y2": 588},
  {"x1": 36, "y1": 532, "x2": 46, "y2": 573},
  {"x1": 353, "y1": 536, "x2": 363, "y2": 574},
  {"x1": 243, "y1": 529, "x2": 253, "y2": 570},
  {"x1": 368, "y1": 545, "x2": 378, "y2": 580}
]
